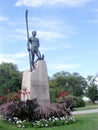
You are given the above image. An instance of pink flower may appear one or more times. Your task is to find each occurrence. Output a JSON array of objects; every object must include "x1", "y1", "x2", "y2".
[{"x1": 18, "y1": 89, "x2": 21, "y2": 93}]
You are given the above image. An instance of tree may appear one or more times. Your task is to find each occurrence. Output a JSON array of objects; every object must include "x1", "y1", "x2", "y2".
[
  {"x1": 86, "y1": 75, "x2": 93, "y2": 82},
  {"x1": 0, "y1": 62, "x2": 22, "y2": 95},
  {"x1": 86, "y1": 84, "x2": 98, "y2": 103},
  {"x1": 49, "y1": 71, "x2": 87, "y2": 102},
  {"x1": 52, "y1": 71, "x2": 71, "y2": 78}
]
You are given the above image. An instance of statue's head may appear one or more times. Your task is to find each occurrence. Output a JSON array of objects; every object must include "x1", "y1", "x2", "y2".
[{"x1": 32, "y1": 31, "x2": 36, "y2": 37}]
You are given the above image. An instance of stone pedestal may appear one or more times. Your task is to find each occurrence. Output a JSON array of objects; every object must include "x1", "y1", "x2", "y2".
[{"x1": 21, "y1": 60, "x2": 50, "y2": 104}]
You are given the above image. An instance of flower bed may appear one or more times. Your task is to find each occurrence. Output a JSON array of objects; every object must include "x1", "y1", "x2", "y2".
[
  {"x1": 0, "y1": 90, "x2": 75, "y2": 128},
  {"x1": 1, "y1": 115, "x2": 75, "y2": 128}
]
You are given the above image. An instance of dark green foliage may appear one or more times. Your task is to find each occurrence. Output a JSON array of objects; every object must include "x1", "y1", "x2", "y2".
[
  {"x1": 64, "y1": 95, "x2": 85, "y2": 108},
  {"x1": 86, "y1": 84, "x2": 98, "y2": 103},
  {"x1": 0, "y1": 62, "x2": 22, "y2": 94},
  {"x1": 49, "y1": 71, "x2": 87, "y2": 102},
  {"x1": 73, "y1": 96, "x2": 85, "y2": 107},
  {"x1": 93, "y1": 95, "x2": 98, "y2": 102},
  {"x1": 52, "y1": 71, "x2": 71, "y2": 78}
]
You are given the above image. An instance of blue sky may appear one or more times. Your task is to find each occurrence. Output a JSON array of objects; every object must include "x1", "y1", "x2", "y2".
[{"x1": 0, "y1": 0, "x2": 98, "y2": 78}]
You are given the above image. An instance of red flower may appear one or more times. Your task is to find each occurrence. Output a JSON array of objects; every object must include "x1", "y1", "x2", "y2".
[
  {"x1": 57, "y1": 91, "x2": 68, "y2": 99},
  {"x1": 9, "y1": 97, "x2": 13, "y2": 101},
  {"x1": 14, "y1": 93, "x2": 19, "y2": 98}
]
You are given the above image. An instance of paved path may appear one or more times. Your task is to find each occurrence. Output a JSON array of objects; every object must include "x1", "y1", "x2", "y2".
[{"x1": 72, "y1": 109, "x2": 98, "y2": 115}]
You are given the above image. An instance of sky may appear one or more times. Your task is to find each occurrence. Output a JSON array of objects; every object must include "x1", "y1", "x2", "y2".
[{"x1": 0, "y1": 0, "x2": 98, "y2": 78}]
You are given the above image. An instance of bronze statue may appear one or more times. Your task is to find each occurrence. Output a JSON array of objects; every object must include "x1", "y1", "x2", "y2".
[
  {"x1": 28, "y1": 31, "x2": 43, "y2": 69},
  {"x1": 25, "y1": 10, "x2": 44, "y2": 71}
]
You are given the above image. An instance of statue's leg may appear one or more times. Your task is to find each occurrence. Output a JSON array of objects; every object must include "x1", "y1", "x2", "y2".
[
  {"x1": 36, "y1": 49, "x2": 41, "y2": 59},
  {"x1": 31, "y1": 51, "x2": 35, "y2": 69}
]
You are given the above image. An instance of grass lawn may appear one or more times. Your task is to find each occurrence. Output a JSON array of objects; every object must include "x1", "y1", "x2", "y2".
[
  {"x1": 75, "y1": 104, "x2": 98, "y2": 111},
  {"x1": 0, "y1": 113, "x2": 98, "y2": 130}
]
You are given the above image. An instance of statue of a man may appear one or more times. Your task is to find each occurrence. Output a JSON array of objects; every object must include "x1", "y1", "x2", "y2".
[{"x1": 28, "y1": 31, "x2": 43, "y2": 69}]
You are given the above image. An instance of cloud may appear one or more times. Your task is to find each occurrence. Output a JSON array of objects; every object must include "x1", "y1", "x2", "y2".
[
  {"x1": 0, "y1": 15, "x2": 75, "y2": 44},
  {"x1": 0, "y1": 58, "x2": 15, "y2": 64},
  {"x1": 86, "y1": 8, "x2": 98, "y2": 24},
  {"x1": 12, "y1": 52, "x2": 28, "y2": 59},
  {"x1": 15, "y1": 0, "x2": 92, "y2": 7},
  {"x1": 29, "y1": 17, "x2": 63, "y2": 31},
  {"x1": 0, "y1": 18, "x2": 26, "y2": 42},
  {"x1": 48, "y1": 63, "x2": 78, "y2": 70},
  {"x1": 38, "y1": 30, "x2": 64, "y2": 40},
  {"x1": 89, "y1": 51, "x2": 98, "y2": 54},
  {"x1": 0, "y1": 16, "x2": 8, "y2": 22},
  {"x1": 92, "y1": 8, "x2": 98, "y2": 12},
  {"x1": 0, "y1": 52, "x2": 28, "y2": 64},
  {"x1": 28, "y1": 17, "x2": 76, "y2": 40},
  {"x1": 40, "y1": 43, "x2": 72, "y2": 52},
  {"x1": 55, "y1": 64, "x2": 78, "y2": 69}
]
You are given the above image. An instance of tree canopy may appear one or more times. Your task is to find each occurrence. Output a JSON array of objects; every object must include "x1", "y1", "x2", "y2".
[
  {"x1": 0, "y1": 62, "x2": 22, "y2": 95},
  {"x1": 49, "y1": 71, "x2": 87, "y2": 102},
  {"x1": 0, "y1": 63, "x2": 98, "y2": 103},
  {"x1": 86, "y1": 83, "x2": 98, "y2": 103}
]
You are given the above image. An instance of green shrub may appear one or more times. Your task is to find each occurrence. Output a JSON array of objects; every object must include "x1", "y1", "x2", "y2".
[
  {"x1": 65, "y1": 95, "x2": 85, "y2": 108},
  {"x1": 73, "y1": 96, "x2": 85, "y2": 107}
]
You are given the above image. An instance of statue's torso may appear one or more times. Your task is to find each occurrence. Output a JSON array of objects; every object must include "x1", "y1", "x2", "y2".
[{"x1": 29, "y1": 37, "x2": 39, "y2": 49}]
